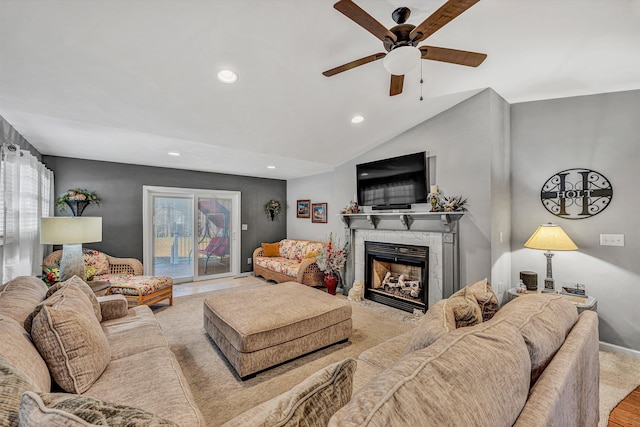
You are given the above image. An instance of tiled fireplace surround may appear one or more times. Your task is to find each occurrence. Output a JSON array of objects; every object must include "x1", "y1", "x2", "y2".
[{"x1": 341, "y1": 212, "x2": 463, "y2": 309}]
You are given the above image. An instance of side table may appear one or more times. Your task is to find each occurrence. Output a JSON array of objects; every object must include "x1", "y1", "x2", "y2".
[{"x1": 507, "y1": 288, "x2": 597, "y2": 313}]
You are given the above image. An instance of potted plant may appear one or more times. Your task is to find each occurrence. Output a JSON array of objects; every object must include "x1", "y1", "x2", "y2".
[
  {"x1": 264, "y1": 200, "x2": 281, "y2": 221},
  {"x1": 55, "y1": 188, "x2": 100, "y2": 216},
  {"x1": 316, "y1": 233, "x2": 348, "y2": 295}
]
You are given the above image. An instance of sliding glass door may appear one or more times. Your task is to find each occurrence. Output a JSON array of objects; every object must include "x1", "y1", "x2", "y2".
[{"x1": 143, "y1": 186, "x2": 241, "y2": 283}]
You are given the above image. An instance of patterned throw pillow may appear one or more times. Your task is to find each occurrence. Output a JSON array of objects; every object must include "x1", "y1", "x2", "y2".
[
  {"x1": 82, "y1": 249, "x2": 110, "y2": 276},
  {"x1": 19, "y1": 391, "x2": 178, "y2": 426},
  {"x1": 261, "y1": 243, "x2": 280, "y2": 257},
  {"x1": 222, "y1": 358, "x2": 356, "y2": 427}
]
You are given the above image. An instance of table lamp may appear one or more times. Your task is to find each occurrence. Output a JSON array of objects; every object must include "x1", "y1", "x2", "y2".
[
  {"x1": 524, "y1": 222, "x2": 578, "y2": 292},
  {"x1": 40, "y1": 217, "x2": 102, "y2": 282}
]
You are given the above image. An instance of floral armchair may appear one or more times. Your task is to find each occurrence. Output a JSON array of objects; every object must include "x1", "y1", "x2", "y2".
[{"x1": 42, "y1": 249, "x2": 172, "y2": 306}]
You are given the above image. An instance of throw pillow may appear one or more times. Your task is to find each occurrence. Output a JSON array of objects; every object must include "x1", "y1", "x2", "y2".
[
  {"x1": 19, "y1": 391, "x2": 178, "y2": 427},
  {"x1": 261, "y1": 242, "x2": 280, "y2": 257},
  {"x1": 329, "y1": 321, "x2": 530, "y2": 427},
  {"x1": 25, "y1": 276, "x2": 102, "y2": 335},
  {"x1": 464, "y1": 278, "x2": 500, "y2": 322},
  {"x1": 30, "y1": 284, "x2": 111, "y2": 394},
  {"x1": 222, "y1": 358, "x2": 356, "y2": 427},
  {"x1": 403, "y1": 299, "x2": 456, "y2": 355},
  {"x1": 0, "y1": 355, "x2": 40, "y2": 427},
  {"x1": 304, "y1": 250, "x2": 318, "y2": 259},
  {"x1": 447, "y1": 287, "x2": 483, "y2": 328},
  {"x1": 493, "y1": 294, "x2": 578, "y2": 383},
  {"x1": 82, "y1": 249, "x2": 110, "y2": 276}
]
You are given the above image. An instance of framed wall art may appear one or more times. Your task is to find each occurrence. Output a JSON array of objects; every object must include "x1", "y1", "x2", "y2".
[
  {"x1": 296, "y1": 200, "x2": 310, "y2": 218},
  {"x1": 311, "y1": 203, "x2": 328, "y2": 223}
]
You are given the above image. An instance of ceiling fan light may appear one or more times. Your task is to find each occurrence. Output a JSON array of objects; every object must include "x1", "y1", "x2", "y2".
[{"x1": 382, "y1": 46, "x2": 421, "y2": 76}]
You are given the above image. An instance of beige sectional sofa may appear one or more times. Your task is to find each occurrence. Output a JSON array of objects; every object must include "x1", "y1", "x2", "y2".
[
  {"x1": 1, "y1": 274, "x2": 599, "y2": 427},
  {"x1": 0, "y1": 275, "x2": 203, "y2": 426}
]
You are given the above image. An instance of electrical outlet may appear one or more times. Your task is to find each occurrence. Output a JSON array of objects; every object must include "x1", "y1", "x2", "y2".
[
  {"x1": 247, "y1": 257, "x2": 252, "y2": 265},
  {"x1": 600, "y1": 234, "x2": 624, "y2": 246}
]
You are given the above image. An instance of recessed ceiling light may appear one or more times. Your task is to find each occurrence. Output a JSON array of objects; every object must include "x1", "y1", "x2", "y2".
[
  {"x1": 267, "y1": 165, "x2": 276, "y2": 169},
  {"x1": 168, "y1": 152, "x2": 181, "y2": 156},
  {"x1": 351, "y1": 115, "x2": 364, "y2": 124},
  {"x1": 217, "y1": 70, "x2": 238, "y2": 84}
]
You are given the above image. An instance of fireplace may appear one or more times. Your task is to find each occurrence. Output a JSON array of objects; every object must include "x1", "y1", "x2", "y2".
[{"x1": 364, "y1": 241, "x2": 428, "y2": 313}]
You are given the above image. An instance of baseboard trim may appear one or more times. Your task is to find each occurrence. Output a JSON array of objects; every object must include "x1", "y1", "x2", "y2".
[{"x1": 600, "y1": 341, "x2": 640, "y2": 358}]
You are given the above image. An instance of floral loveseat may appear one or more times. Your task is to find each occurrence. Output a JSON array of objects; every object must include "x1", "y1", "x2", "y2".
[
  {"x1": 253, "y1": 239, "x2": 326, "y2": 287},
  {"x1": 43, "y1": 249, "x2": 173, "y2": 307}
]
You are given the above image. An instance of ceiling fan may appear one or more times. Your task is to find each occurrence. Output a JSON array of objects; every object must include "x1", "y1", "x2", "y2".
[{"x1": 323, "y1": 0, "x2": 487, "y2": 96}]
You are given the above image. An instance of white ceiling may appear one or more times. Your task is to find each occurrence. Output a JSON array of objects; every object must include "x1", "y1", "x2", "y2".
[{"x1": 1, "y1": 0, "x2": 640, "y2": 180}]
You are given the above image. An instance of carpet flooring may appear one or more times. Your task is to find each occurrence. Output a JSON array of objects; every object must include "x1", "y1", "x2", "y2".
[
  {"x1": 154, "y1": 279, "x2": 414, "y2": 426},
  {"x1": 157, "y1": 278, "x2": 640, "y2": 426}
]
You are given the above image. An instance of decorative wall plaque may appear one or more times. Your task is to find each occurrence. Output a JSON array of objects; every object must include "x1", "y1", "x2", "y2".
[{"x1": 540, "y1": 168, "x2": 612, "y2": 219}]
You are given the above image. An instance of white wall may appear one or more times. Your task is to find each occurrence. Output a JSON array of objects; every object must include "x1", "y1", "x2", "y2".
[
  {"x1": 511, "y1": 90, "x2": 640, "y2": 350},
  {"x1": 288, "y1": 89, "x2": 512, "y2": 296}
]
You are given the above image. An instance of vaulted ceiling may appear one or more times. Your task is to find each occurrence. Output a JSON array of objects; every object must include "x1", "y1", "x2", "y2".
[{"x1": 1, "y1": 0, "x2": 639, "y2": 179}]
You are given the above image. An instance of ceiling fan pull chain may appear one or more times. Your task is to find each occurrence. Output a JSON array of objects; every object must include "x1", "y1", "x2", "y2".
[{"x1": 419, "y1": 61, "x2": 424, "y2": 101}]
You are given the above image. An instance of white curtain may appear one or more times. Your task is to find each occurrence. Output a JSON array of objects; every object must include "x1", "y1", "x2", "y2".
[{"x1": 1, "y1": 144, "x2": 54, "y2": 283}]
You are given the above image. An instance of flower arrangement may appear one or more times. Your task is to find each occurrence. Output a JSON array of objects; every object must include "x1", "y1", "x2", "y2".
[
  {"x1": 427, "y1": 192, "x2": 468, "y2": 212},
  {"x1": 55, "y1": 188, "x2": 100, "y2": 212},
  {"x1": 316, "y1": 233, "x2": 349, "y2": 275},
  {"x1": 39, "y1": 265, "x2": 96, "y2": 286},
  {"x1": 265, "y1": 200, "x2": 282, "y2": 221}
]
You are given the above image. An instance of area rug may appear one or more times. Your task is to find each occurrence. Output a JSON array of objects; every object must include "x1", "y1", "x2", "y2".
[
  {"x1": 598, "y1": 349, "x2": 640, "y2": 426},
  {"x1": 157, "y1": 280, "x2": 640, "y2": 426},
  {"x1": 153, "y1": 283, "x2": 414, "y2": 426}
]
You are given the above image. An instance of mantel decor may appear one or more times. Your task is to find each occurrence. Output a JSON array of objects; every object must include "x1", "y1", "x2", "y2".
[
  {"x1": 265, "y1": 200, "x2": 282, "y2": 221},
  {"x1": 55, "y1": 188, "x2": 100, "y2": 217}
]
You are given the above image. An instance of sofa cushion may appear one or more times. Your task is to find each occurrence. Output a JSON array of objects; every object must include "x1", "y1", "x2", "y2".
[
  {"x1": 101, "y1": 305, "x2": 168, "y2": 360},
  {"x1": 464, "y1": 278, "x2": 500, "y2": 322},
  {"x1": 329, "y1": 320, "x2": 531, "y2": 427},
  {"x1": 403, "y1": 299, "x2": 456, "y2": 355},
  {"x1": 0, "y1": 354, "x2": 40, "y2": 427},
  {"x1": 255, "y1": 257, "x2": 302, "y2": 278},
  {"x1": 30, "y1": 284, "x2": 111, "y2": 393},
  {"x1": 0, "y1": 276, "x2": 47, "y2": 325},
  {"x1": 19, "y1": 391, "x2": 178, "y2": 426},
  {"x1": 493, "y1": 294, "x2": 578, "y2": 383},
  {"x1": 222, "y1": 358, "x2": 356, "y2": 427},
  {"x1": 25, "y1": 276, "x2": 102, "y2": 334},
  {"x1": 261, "y1": 242, "x2": 280, "y2": 257},
  {"x1": 0, "y1": 314, "x2": 51, "y2": 392}
]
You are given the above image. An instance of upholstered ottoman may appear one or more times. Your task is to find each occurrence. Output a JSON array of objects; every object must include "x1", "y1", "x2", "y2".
[
  {"x1": 203, "y1": 281, "x2": 352, "y2": 378},
  {"x1": 106, "y1": 275, "x2": 173, "y2": 307}
]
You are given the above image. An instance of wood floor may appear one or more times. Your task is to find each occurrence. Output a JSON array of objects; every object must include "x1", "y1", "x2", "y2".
[{"x1": 609, "y1": 386, "x2": 640, "y2": 426}]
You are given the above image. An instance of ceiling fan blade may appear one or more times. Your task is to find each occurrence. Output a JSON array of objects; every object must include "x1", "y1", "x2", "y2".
[
  {"x1": 420, "y1": 46, "x2": 486, "y2": 67},
  {"x1": 390, "y1": 74, "x2": 404, "y2": 96},
  {"x1": 409, "y1": 0, "x2": 479, "y2": 43},
  {"x1": 334, "y1": 0, "x2": 397, "y2": 43},
  {"x1": 323, "y1": 53, "x2": 386, "y2": 77}
]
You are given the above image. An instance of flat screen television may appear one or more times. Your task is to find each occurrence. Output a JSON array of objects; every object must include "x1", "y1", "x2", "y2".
[{"x1": 356, "y1": 152, "x2": 428, "y2": 210}]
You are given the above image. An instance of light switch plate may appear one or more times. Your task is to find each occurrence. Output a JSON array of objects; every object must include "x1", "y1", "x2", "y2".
[
  {"x1": 241, "y1": 224, "x2": 248, "y2": 231},
  {"x1": 600, "y1": 234, "x2": 624, "y2": 246}
]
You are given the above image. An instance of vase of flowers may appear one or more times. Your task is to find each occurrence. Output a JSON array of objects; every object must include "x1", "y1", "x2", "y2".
[
  {"x1": 55, "y1": 188, "x2": 100, "y2": 216},
  {"x1": 316, "y1": 233, "x2": 348, "y2": 295},
  {"x1": 265, "y1": 200, "x2": 281, "y2": 221}
]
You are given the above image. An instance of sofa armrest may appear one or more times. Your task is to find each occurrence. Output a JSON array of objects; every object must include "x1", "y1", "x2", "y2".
[
  {"x1": 97, "y1": 295, "x2": 129, "y2": 321},
  {"x1": 252, "y1": 247, "x2": 264, "y2": 265},
  {"x1": 105, "y1": 255, "x2": 143, "y2": 275}
]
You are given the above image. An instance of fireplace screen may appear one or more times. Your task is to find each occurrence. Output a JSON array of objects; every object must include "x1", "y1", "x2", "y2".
[{"x1": 365, "y1": 241, "x2": 428, "y2": 312}]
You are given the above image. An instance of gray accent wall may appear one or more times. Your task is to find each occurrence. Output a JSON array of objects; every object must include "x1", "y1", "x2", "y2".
[
  {"x1": 42, "y1": 156, "x2": 287, "y2": 273},
  {"x1": 511, "y1": 89, "x2": 640, "y2": 351},
  {"x1": 287, "y1": 89, "x2": 512, "y2": 298}
]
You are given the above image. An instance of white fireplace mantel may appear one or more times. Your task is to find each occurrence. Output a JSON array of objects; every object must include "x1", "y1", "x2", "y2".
[{"x1": 340, "y1": 211, "x2": 464, "y2": 303}]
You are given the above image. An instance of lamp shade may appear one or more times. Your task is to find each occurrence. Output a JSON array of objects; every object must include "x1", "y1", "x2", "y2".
[
  {"x1": 524, "y1": 223, "x2": 578, "y2": 251},
  {"x1": 40, "y1": 217, "x2": 102, "y2": 245},
  {"x1": 382, "y1": 46, "x2": 421, "y2": 75}
]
